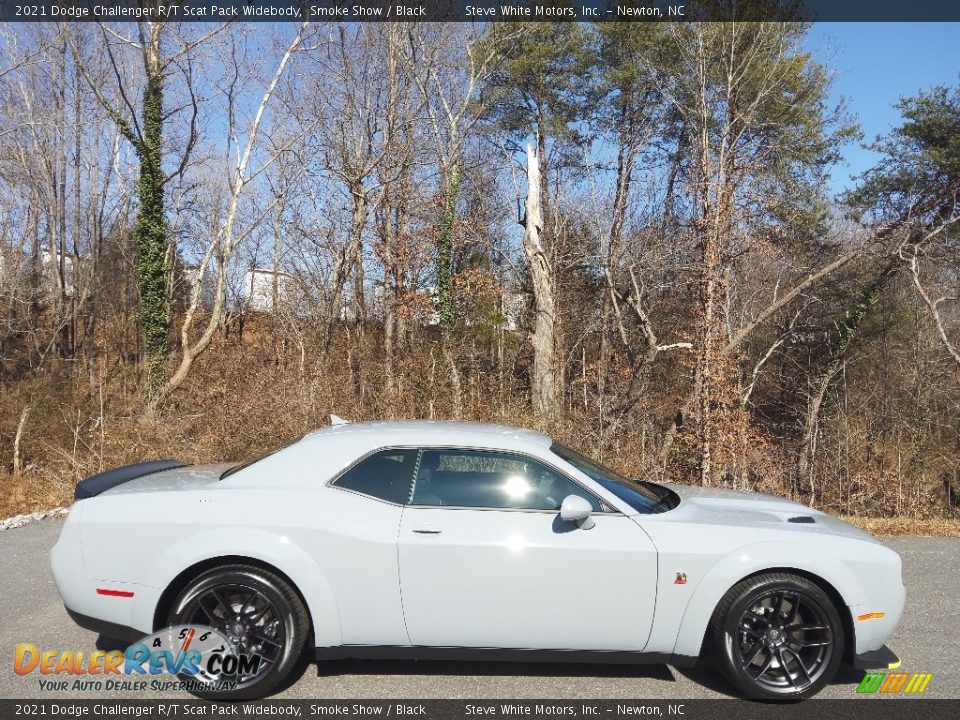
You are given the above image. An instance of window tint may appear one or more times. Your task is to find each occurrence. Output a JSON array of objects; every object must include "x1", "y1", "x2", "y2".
[
  {"x1": 411, "y1": 449, "x2": 602, "y2": 511},
  {"x1": 332, "y1": 449, "x2": 418, "y2": 504}
]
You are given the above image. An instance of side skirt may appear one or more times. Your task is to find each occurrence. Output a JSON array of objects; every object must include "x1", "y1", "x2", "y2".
[{"x1": 315, "y1": 645, "x2": 698, "y2": 668}]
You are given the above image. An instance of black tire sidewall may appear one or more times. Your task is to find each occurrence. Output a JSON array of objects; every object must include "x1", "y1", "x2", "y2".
[
  {"x1": 715, "y1": 574, "x2": 845, "y2": 701},
  {"x1": 167, "y1": 566, "x2": 308, "y2": 700}
]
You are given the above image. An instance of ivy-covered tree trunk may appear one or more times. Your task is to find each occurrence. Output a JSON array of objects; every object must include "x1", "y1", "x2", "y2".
[
  {"x1": 135, "y1": 72, "x2": 171, "y2": 398},
  {"x1": 436, "y1": 164, "x2": 464, "y2": 417}
]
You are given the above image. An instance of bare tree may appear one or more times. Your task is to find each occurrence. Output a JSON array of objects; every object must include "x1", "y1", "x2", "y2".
[
  {"x1": 163, "y1": 23, "x2": 311, "y2": 401},
  {"x1": 905, "y1": 214, "x2": 960, "y2": 368},
  {"x1": 522, "y1": 142, "x2": 556, "y2": 422}
]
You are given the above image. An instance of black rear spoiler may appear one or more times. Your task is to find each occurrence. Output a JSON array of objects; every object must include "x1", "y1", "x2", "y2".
[{"x1": 74, "y1": 459, "x2": 188, "y2": 500}]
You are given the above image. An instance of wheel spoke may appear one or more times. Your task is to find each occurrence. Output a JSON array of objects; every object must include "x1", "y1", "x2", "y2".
[
  {"x1": 777, "y1": 648, "x2": 798, "y2": 689},
  {"x1": 249, "y1": 599, "x2": 271, "y2": 624},
  {"x1": 196, "y1": 596, "x2": 220, "y2": 625},
  {"x1": 787, "y1": 623, "x2": 832, "y2": 649},
  {"x1": 250, "y1": 653, "x2": 273, "y2": 672},
  {"x1": 772, "y1": 592, "x2": 786, "y2": 620},
  {"x1": 741, "y1": 641, "x2": 766, "y2": 669},
  {"x1": 211, "y1": 590, "x2": 233, "y2": 617},
  {"x1": 248, "y1": 627, "x2": 283, "y2": 648},
  {"x1": 783, "y1": 647, "x2": 812, "y2": 687},
  {"x1": 749, "y1": 651, "x2": 775, "y2": 680},
  {"x1": 238, "y1": 591, "x2": 257, "y2": 616},
  {"x1": 784, "y1": 594, "x2": 801, "y2": 625}
]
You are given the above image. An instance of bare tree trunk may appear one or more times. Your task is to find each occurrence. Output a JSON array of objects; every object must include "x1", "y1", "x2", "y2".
[
  {"x1": 322, "y1": 185, "x2": 367, "y2": 355},
  {"x1": 13, "y1": 406, "x2": 30, "y2": 474},
  {"x1": 353, "y1": 238, "x2": 366, "y2": 326},
  {"x1": 443, "y1": 341, "x2": 463, "y2": 419},
  {"x1": 798, "y1": 263, "x2": 898, "y2": 495},
  {"x1": 598, "y1": 106, "x2": 640, "y2": 419},
  {"x1": 523, "y1": 142, "x2": 556, "y2": 422},
  {"x1": 161, "y1": 24, "x2": 306, "y2": 403}
]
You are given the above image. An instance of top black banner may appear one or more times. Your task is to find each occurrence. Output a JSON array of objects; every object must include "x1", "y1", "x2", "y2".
[{"x1": 2, "y1": 0, "x2": 960, "y2": 23}]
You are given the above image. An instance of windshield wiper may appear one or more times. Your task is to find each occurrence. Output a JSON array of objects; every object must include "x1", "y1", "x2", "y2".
[
  {"x1": 649, "y1": 494, "x2": 673, "y2": 513},
  {"x1": 643, "y1": 482, "x2": 676, "y2": 513}
]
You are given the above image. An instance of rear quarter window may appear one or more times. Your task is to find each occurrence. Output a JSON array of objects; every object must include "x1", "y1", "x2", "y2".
[{"x1": 331, "y1": 449, "x2": 418, "y2": 504}]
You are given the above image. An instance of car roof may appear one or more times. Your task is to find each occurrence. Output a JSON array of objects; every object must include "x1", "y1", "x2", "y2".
[{"x1": 302, "y1": 420, "x2": 553, "y2": 451}]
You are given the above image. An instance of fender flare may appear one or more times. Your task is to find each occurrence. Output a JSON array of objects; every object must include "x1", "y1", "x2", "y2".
[
  {"x1": 671, "y1": 541, "x2": 866, "y2": 658},
  {"x1": 133, "y1": 526, "x2": 341, "y2": 647}
]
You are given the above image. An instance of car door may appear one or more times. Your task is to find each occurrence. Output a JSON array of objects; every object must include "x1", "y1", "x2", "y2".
[
  {"x1": 321, "y1": 447, "x2": 419, "y2": 646},
  {"x1": 397, "y1": 448, "x2": 658, "y2": 651}
]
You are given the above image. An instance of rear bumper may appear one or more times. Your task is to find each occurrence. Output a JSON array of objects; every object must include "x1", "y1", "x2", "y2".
[
  {"x1": 50, "y1": 504, "x2": 158, "y2": 636},
  {"x1": 65, "y1": 607, "x2": 143, "y2": 644},
  {"x1": 854, "y1": 644, "x2": 901, "y2": 670}
]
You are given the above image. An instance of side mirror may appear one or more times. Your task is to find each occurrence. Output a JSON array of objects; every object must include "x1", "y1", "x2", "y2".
[{"x1": 560, "y1": 495, "x2": 595, "y2": 530}]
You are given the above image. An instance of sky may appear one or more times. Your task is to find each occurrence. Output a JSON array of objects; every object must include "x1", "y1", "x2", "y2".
[{"x1": 804, "y1": 23, "x2": 960, "y2": 196}]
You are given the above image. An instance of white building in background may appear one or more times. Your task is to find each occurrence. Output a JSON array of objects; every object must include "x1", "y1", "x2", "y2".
[
  {"x1": 0, "y1": 249, "x2": 83, "y2": 297},
  {"x1": 173, "y1": 263, "x2": 530, "y2": 331},
  {"x1": 244, "y1": 268, "x2": 299, "y2": 312}
]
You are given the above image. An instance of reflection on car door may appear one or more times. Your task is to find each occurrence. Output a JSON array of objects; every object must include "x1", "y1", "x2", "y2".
[{"x1": 396, "y1": 448, "x2": 658, "y2": 651}]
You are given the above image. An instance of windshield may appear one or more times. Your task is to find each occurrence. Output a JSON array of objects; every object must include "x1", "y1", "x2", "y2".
[{"x1": 550, "y1": 443, "x2": 672, "y2": 514}]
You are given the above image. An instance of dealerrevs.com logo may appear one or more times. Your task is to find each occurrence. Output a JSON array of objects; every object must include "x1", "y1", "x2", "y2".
[
  {"x1": 14, "y1": 625, "x2": 263, "y2": 693},
  {"x1": 856, "y1": 671, "x2": 934, "y2": 695}
]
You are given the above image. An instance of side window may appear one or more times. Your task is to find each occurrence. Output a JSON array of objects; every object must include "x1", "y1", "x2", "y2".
[
  {"x1": 331, "y1": 449, "x2": 418, "y2": 504},
  {"x1": 411, "y1": 449, "x2": 602, "y2": 511}
]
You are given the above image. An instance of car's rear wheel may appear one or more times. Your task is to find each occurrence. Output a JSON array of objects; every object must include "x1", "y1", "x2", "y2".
[
  {"x1": 167, "y1": 564, "x2": 309, "y2": 700},
  {"x1": 710, "y1": 572, "x2": 844, "y2": 700}
]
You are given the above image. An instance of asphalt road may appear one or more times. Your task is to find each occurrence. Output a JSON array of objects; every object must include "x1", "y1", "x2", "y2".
[{"x1": 1, "y1": 519, "x2": 957, "y2": 700}]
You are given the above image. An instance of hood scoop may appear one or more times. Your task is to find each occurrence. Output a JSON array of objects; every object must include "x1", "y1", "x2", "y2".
[{"x1": 787, "y1": 515, "x2": 816, "y2": 524}]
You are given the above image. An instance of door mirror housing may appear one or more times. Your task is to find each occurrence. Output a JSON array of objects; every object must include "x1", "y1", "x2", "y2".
[{"x1": 560, "y1": 495, "x2": 595, "y2": 530}]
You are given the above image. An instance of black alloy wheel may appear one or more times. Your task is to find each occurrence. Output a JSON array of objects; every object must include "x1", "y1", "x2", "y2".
[
  {"x1": 168, "y1": 564, "x2": 309, "y2": 700},
  {"x1": 710, "y1": 572, "x2": 845, "y2": 700}
]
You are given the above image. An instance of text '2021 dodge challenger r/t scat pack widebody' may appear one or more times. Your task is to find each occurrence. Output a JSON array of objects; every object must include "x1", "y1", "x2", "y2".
[{"x1": 51, "y1": 420, "x2": 905, "y2": 701}]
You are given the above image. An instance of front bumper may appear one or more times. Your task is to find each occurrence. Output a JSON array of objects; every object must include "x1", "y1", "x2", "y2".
[
  {"x1": 850, "y1": 569, "x2": 907, "y2": 654},
  {"x1": 854, "y1": 644, "x2": 901, "y2": 670}
]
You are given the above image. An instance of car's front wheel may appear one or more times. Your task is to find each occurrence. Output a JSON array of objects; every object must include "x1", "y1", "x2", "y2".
[
  {"x1": 710, "y1": 572, "x2": 844, "y2": 700},
  {"x1": 167, "y1": 564, "x2": 310, "y2": 700}
]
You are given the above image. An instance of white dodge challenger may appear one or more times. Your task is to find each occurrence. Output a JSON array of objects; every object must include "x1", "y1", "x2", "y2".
[{"x1": 51, "y1": 420, "x2": 904, "y2": 701}]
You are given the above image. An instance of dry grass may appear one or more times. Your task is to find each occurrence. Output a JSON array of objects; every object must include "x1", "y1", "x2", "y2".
[
  {"x1": 843, "y1": 515, "x2": 960, "y2": 537},
  {"x1": 1, "y1": 321, "x2": 958, "y2": 531},
  {"x1": 0, "y1": 472, "x2": 73, "y2": 518}
]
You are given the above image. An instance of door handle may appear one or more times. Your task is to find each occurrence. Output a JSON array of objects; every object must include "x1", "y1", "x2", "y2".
[{"x1": 412, "y1": 529, "x2": 443, "y2": 535}]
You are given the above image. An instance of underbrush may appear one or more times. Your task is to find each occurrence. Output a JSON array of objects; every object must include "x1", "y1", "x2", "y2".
[{"x1": 1, "y1": 320, "x2": 957, "y2": 526}]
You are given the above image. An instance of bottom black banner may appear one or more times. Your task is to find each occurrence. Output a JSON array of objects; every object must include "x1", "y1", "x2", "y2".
[{"x1": 0, "y1": 700, "x2": 955, "y2": 720}]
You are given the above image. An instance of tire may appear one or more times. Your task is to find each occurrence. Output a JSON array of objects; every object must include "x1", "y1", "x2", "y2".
[
  {"x1": 709, "y1": 572, "x2": 844, "y2": 701},
  {"x1": 166, "y1": 564, "x2": 310, "y2": 700}
]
